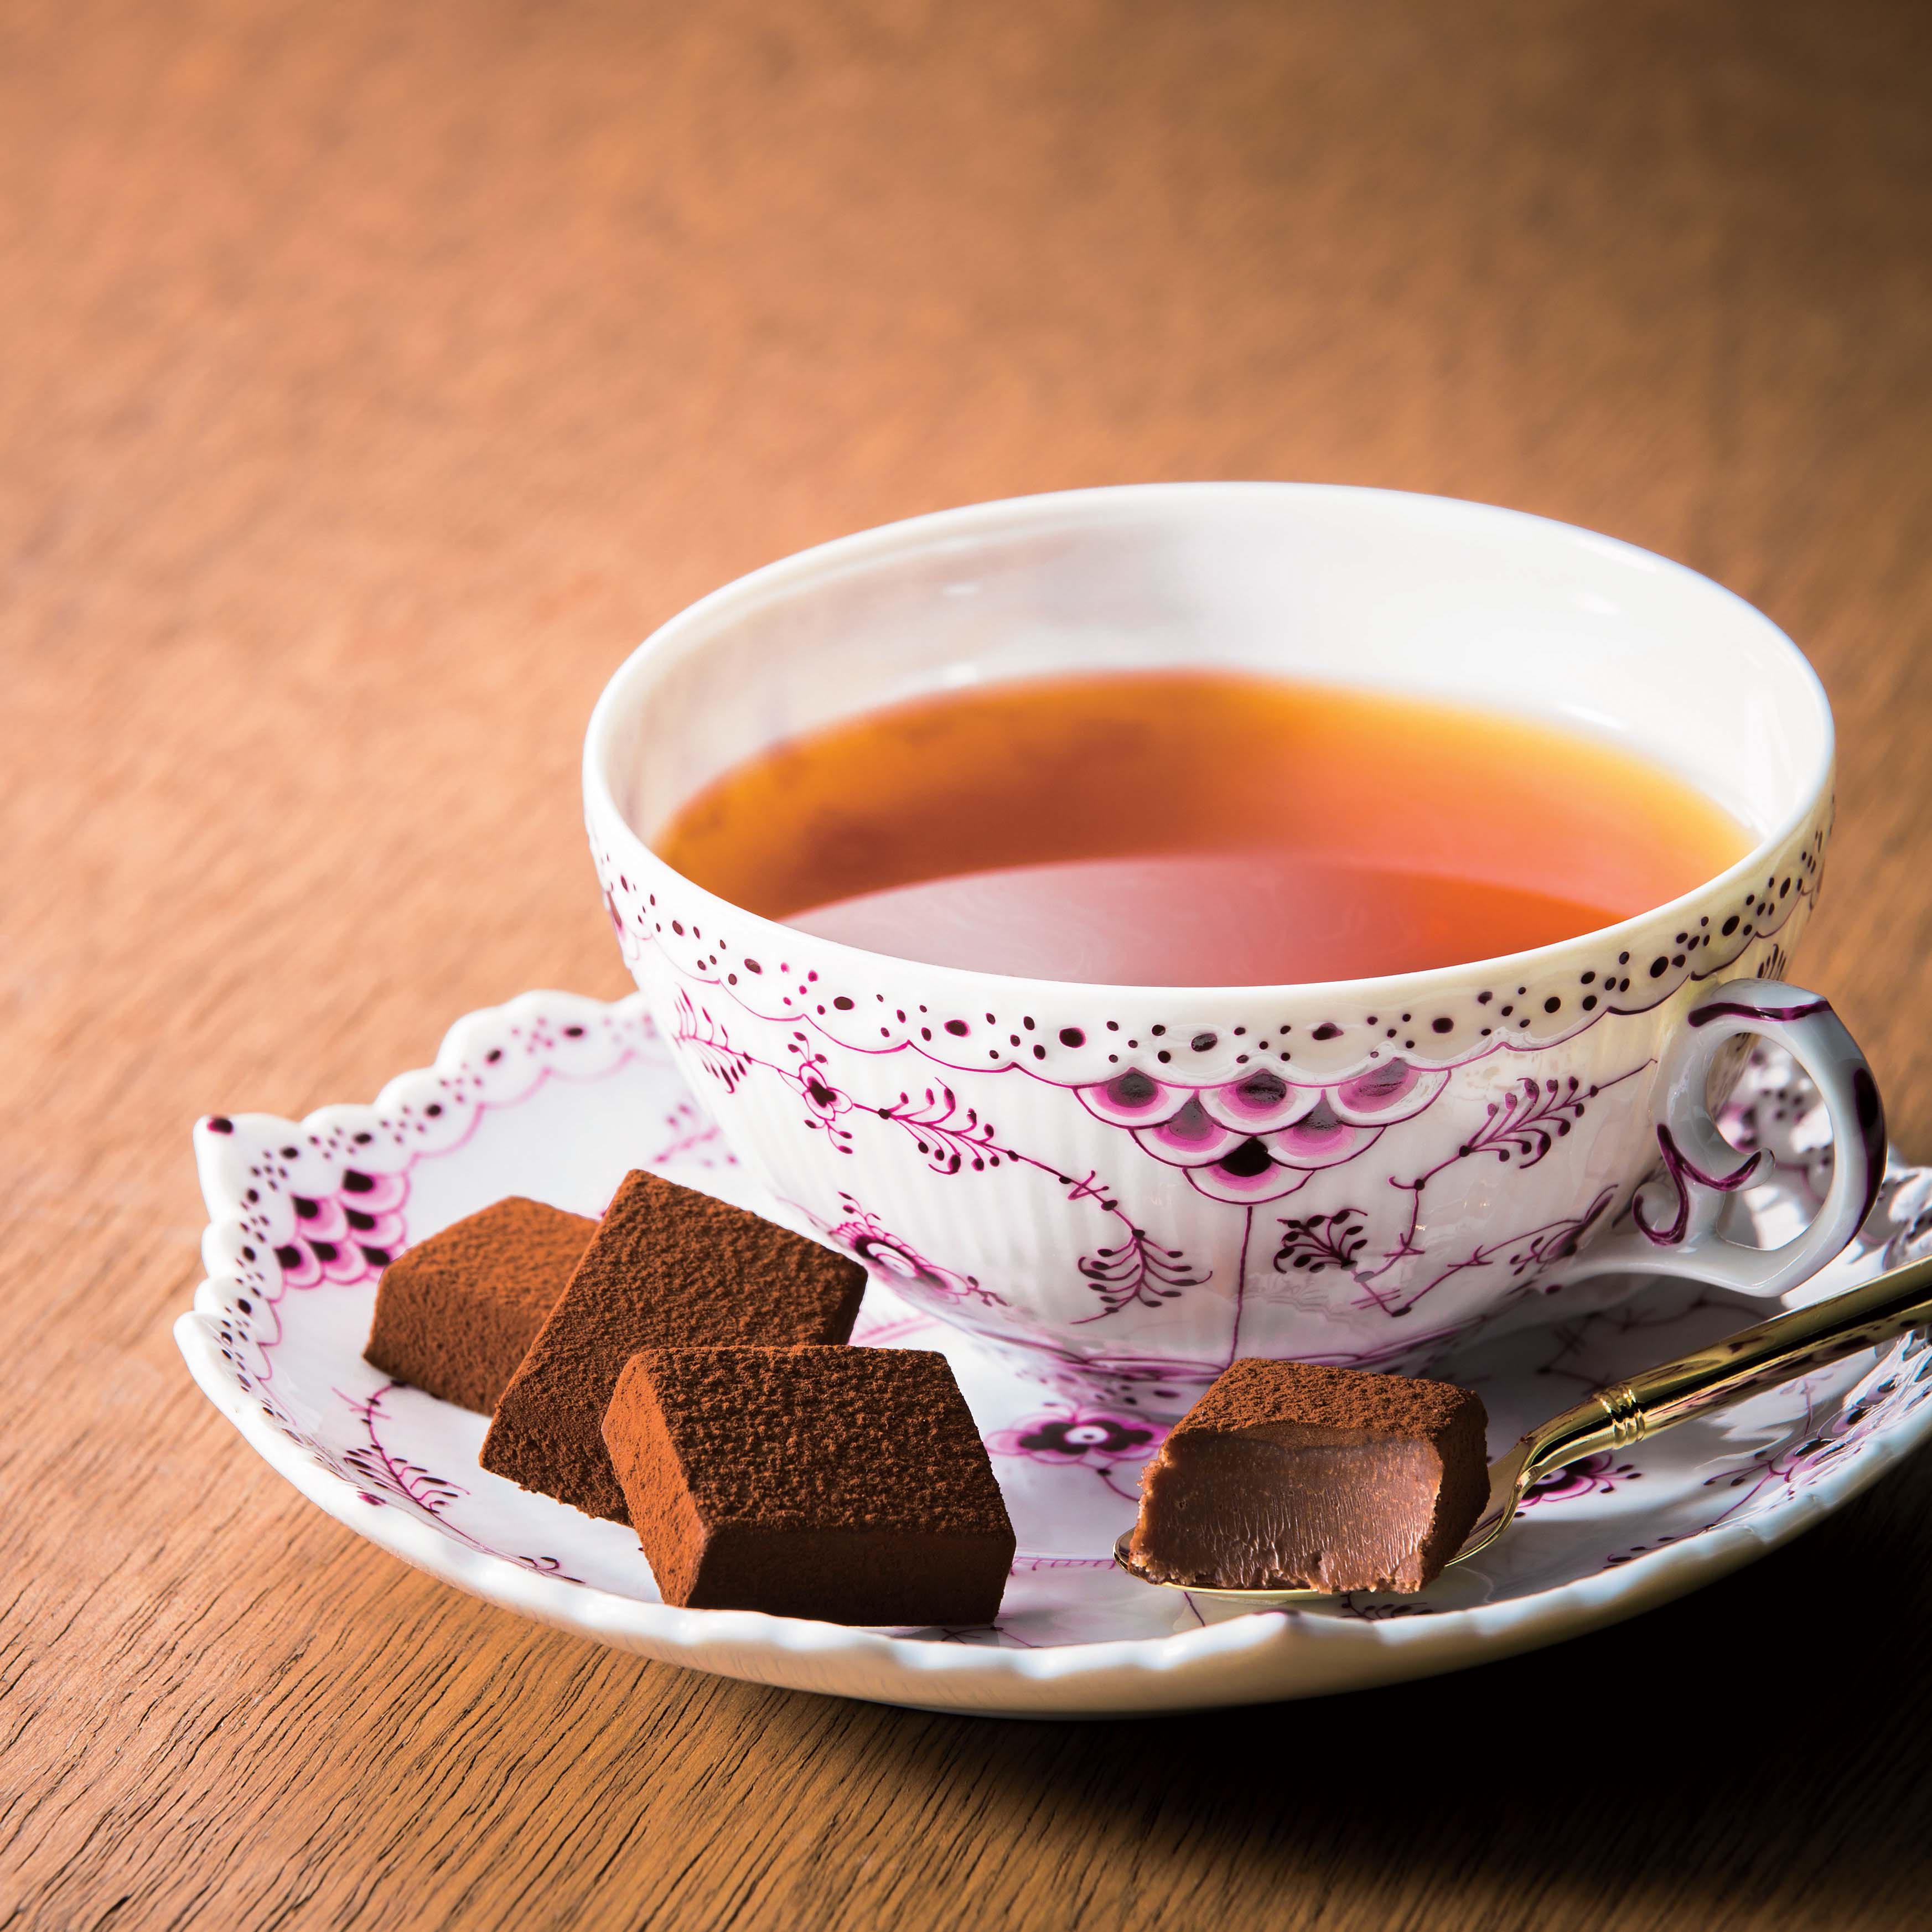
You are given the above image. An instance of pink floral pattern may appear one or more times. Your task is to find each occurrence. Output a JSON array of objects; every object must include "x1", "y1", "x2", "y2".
[
  {"x1": 662, "y1": 976, "x2": 1701, "y2": 1394},
  {"x1": 802, "y1": 1193, "x2": 1007, "y2": 1310},
  {"x1": 1517, "y1": 1451, "x2": 1642, "y2": 1509},
  {"x1": 651, "y1": 942, "x2": 1879, "y2": 1420},
  {"x1": 1074, "y1": 1060, "x2": 1448, "y2": 1204},
  {"x1": 276, "y1": 1168, "x2": 409, "y2": 1286},
  {"x1": 985, "y1": 1408, "x2": 1166, "y2": 1469},
  {"x1": 671, "y1": 990, "x2": 1217, "y2": 1346},
  {"x1": 984, "y1": 1405, "x2": 1170, "y2": 1508},
  {"x1": 1700, "y1": 1338, "x2": 1932, "y2": 1530},
  {"x1": 335, "y1": 1386, "x2": 581, "y2": 1583}
]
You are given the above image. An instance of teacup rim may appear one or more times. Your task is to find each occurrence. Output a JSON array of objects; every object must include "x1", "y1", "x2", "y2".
[{"x1": 583, "y1": 481, "x2": 1836, "y2": 1007}]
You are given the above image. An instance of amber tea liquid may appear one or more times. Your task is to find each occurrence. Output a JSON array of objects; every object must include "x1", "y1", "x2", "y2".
[{"x1": 654, "y1": 671, "x2": 1752, "y2": 985}]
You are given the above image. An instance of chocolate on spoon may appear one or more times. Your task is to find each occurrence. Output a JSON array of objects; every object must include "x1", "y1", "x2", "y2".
[
  {"x1": 1124, "y1": 1359, "x2": 1490, "y2": 1596},
  {"x1": 1116, "y1": 1247, "x2": 1932, "y2": 1603}
]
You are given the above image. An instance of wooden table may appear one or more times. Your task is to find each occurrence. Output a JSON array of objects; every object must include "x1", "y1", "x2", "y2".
[{"x1": 7, "y1": 2, "x2": 1931, "y2": 1924}]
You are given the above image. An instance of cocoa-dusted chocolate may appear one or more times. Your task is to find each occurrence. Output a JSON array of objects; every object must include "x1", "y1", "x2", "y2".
[
  {"x1": 364, "y1": 1197, "x2": 595, "y2": 1415},
  {"x1": 480, "y1": 1170, "x2": 868, "y2": 1522},
  {"x1": 602, "y1": 1346, "x2": 1016, "y2": 1625},
  {"x1": 1128, "y1": 1358, "x2": 1490, "y2": 1594}
]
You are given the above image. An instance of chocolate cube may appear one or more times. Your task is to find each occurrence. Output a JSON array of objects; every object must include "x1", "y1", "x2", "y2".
[
  {"x1": 1129, "y1": 1358, "x2": 1490, "y2": 1594},
  {"x1": 364, "y1": 1197, "x2": 595, "y2": 1415},
  {"x1": 603, "y1": 1346, "x2": 1016, "y2": 1625},
  {"x1": 480, "y1": 1170, "x2": 867, "y2": 1522}
]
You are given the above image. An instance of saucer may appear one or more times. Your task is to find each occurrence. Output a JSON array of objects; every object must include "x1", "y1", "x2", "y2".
[{"x1": 178, "y1": 991, "x2": 1932, "y2": 1717}]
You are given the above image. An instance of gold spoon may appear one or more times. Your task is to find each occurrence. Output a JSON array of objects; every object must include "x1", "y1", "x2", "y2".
[{"x1": 1113, "y1": 1247, "x2": 1932, "y2": 1604}]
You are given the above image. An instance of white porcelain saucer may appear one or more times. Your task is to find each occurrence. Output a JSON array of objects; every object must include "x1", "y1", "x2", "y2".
[{"x1": 178, "y1": 991, "x2": 1932, "y2": 1717}]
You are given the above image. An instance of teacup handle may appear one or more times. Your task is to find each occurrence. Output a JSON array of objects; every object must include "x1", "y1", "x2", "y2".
[{"x1": 1566, "y1": 980, "x2": 1886, "y2": 1297}]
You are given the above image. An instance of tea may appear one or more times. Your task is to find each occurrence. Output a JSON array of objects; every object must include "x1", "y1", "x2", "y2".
[{"x1": 652, "y1": 671, "x2": 1752, "y2": 985}]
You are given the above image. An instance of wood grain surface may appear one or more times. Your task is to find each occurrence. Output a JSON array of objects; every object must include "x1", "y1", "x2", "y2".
[{"x1": 6, "y1": 2, "x2": 1932, "y2": 1925}]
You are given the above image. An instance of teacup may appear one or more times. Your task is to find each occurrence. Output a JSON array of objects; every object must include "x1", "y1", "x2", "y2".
[{"x1": 584, "y1": 484, "x2": 1883, "y2": 1417}]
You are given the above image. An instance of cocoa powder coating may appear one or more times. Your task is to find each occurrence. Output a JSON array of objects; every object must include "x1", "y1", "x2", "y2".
[
  {"x1": 363, "y1": 1197, "x2": 595, "y2": 1415},
  {"x1": 480, "y1": 1170, "x2": 868, "y2": 1522},
  {"x1": 1174, "y1": 1357, "x2": 1483, "y2": 1440},
  {"x1": 603, "y1": 1346, "x2": 1015, "y2": 1625}
]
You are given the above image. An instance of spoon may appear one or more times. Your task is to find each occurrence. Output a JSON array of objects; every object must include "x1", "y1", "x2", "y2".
[{"x1": 1113, "y1": 1246, "x2": 1932, "y2": 1604}]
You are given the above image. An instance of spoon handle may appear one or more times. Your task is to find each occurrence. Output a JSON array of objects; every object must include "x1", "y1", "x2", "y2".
[{"x1": 1516, "y1": 1249, "x2": 1932, "y2": 1483}]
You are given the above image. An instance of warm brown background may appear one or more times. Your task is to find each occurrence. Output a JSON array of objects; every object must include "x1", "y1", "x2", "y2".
[{"x1": 6, "y1": 1, "x2": 1931, "y2": 1925}]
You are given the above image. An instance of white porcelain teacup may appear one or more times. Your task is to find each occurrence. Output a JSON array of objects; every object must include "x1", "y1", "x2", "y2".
[{"x1": 585, "y1": 485, "x2": 1883, "y2": 1418}]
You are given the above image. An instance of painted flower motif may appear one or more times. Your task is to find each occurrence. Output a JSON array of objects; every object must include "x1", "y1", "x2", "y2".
[
  {"x1": 795, "y1": 1054, "x2": 853, "y2": 1127},
  {"x1": 816, "y1": 1194, "x2": 1004, "y2": 1307},
  {"x1": 984, "y1": 1408, "x2": 1166, "y2": 1468},
  {"x1": 1075, "y1": 1060, "x2": 1449, "y2": 1203},
  {"x1": 1516, "y1": 1451, "x2": 1640, "y2": 1508}
]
